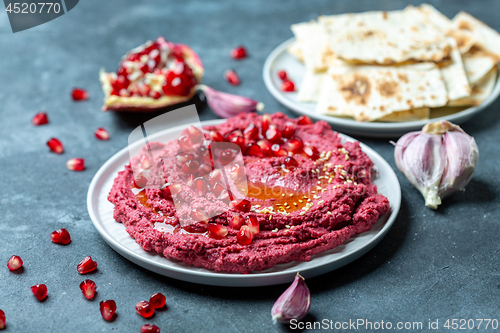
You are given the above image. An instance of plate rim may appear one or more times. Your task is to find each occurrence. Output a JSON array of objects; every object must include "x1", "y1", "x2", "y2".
[
  {"x1": 87, "y1": 119, "x2": 401, "y2": 286},
  {"x1": 263, "y1": 37, "x2": 500, "y2": 135}
]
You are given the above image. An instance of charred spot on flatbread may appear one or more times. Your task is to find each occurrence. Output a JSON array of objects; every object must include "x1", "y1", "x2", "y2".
[
  {"x1": 458, "y1": 20, "x2": 473, "y2": 31},
  {"x1": 336, "y1": 74, "x2": 371, "y2": 105},
  {"x1": 377, "y1": 79, "x2": 400, "y2": 98}
]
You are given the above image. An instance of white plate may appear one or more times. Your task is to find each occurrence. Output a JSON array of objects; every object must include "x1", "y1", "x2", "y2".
[
  {"x1": 87, "y1": 119, "x2": 401, "y2": 287},
  {"x1": 263, "y1": 38, "x2": 500, "y2": 138}
]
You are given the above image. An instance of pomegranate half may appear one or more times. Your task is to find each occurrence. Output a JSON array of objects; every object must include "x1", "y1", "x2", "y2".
[{"x1": 100, "y1": 36, "x2": 204, "y2": 111}]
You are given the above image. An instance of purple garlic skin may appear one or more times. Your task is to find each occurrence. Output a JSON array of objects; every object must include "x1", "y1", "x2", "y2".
[
  {"x1": 395, "y1": 120, "x2": 479, "y2": 209},
  {"x1": 271, "y1": 273, "x2": 311, "y2": 324},
  {"x1": 198, "y1": 84, "x2": 264, "y2": 119}
]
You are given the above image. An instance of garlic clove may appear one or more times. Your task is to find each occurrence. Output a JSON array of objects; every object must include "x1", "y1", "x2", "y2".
[
  {"x1": 395, "y1": 120, "x2": 479, "y2": 209},
  {"x1": 271, "y1": 273, "x2": 311, "y2": 324},
  {"x1": 439, "y1": 129, "x2": 479, "y2": 199},
  {"x1": 198, "y1": 84, "x2": 264, "y2": 119}
]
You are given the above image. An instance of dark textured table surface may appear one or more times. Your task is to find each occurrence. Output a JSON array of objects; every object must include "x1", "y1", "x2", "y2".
[{"x1": 1, "y1": 0, "x2": 499, "y2": 332}]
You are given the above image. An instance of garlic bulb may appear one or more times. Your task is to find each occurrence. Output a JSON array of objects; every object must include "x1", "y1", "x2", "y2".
[
  {"x1": 395, "y1": 120, "x2": 479, "y2": 209},
  {"x1": 198, "y1": 84, "x2": 264, "y2": 118},
  {"x1": 271, "y1": 273, "x2": 311, "y2": 324}
]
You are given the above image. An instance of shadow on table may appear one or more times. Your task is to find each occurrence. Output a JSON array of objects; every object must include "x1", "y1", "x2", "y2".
[
  {"x1": 108, "y1": 93, "x2": 213, "y2": 130},
  {"x1": 436, "y1": 178, "x2": 496, "y2": 211}
]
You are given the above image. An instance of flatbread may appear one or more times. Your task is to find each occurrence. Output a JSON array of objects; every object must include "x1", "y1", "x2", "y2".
[
  {"x1": 287, "y1": 41, "x2": 304, "y2": 62},
  {"x1": 452, "y1": 12, "x2": 500, "y2": 61},
  {"x1": 462, "y1": 46, "x2": 498, "y2": 85},
  {"x1": 448, "y1": 67, "x2": 497, "y2": 106},
  {"x1": 377, "y1": 108, "x2": 430, "y2": 122},
  {"x1": 290, "y1": 21, "x2": 332, "y2": 72},
  {"x1": 440, "y1": 38, "x2": 471, "y2": 101},
  {"x1": 297, "y1": 71, "x2": 325, "y2": 102},
  {"x1": 316, "y1": 63, "x2": 448, "y2": 121},
  {"x1": 321, "y1": 6, "x2": 451, "y2": 65}
]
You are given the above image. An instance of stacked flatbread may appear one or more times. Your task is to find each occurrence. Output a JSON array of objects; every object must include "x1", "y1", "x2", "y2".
[{"x1": 289, "y1": 4, "x2": 500, "y2": 122}]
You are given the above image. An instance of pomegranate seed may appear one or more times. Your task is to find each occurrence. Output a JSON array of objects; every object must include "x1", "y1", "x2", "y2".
[
  {"x1": 232, "y1": 199, "x2": 251, "y2": 212},
  {"x1": 277, "y1": 70, "x2": 288, "y2": 81},
  {"x1": 245, "y1": 214, "x2": 259, "y2": 234},
  {"x1": 207, "y1": 223, "x2": 228, "y2": 239},
  {"x1": 186, "y1": 174, "x2": 196, "y2": 187},
  {"x1": 160, "y1": 183, "x2": 182, "y2": 199},
  {"x1": 209, "y1": 131, "x2": 225, "y2": 142},
  {"x1": 212, "y1": 182, "x2": 226, "y2": 197},
  {"x1": 198, "y1": 163, "x2": 212, "y2": 176},
  {"x1": 192, "y1": 177, "x2": 208, "y2": 196},
  {"x1": 79, "y1": 279, "x2": 97, "y2": 300},
  {"x1": 50, "y1": 228, "x2": 71, "y2": 245},
  {"x1": 66, "y1": 158, "x2": 85, "y2": 171},
  {"x1": 176, "y1": 153, "x2": 195, "y2": 167},
  {"x1": 190, "y1": 208, "x2": 208, "y2": 222},
  {"x1": 151, "y1": 91, "x2": 161, "y2": 99},
  {"x1": 224, "y1": 69, "x2": 240, "y2": 85},
  {"x1": 243, "y1": 124, "x2": 259, "y2": 141},
  {"x1": 181, "y1": 159, "x2": 199, "y2": 174},
  {"x1": 32, "y1": 112, "x2": 48, "y2": 126},
  {"x1": 199, "y1": 146, "x2": 213, "y2": 165},
  {"x1": 0, "y1": 309, "x2": 4, "y2": 330},
  {"x1": 229, "y1": 135, "x2": 246, "y2": 151},
  {"x1": 284, "y1": 137, "x2": 304, "y2": 154},
  {"x1": 218, "y1": 189, "x2": 230, "y2": 201},
  {"x1": 225, "y1": 130, "x2": 243, "y2": 141},
  {"x1": 261, "y1": 114, "x2": 271, "y2": 133},
  {"x1": 31, "y1": 284, "x2": 47, "y2": 301},
  {"x1": 265, "y1": 125, "x2": 282, "y2": 143},
  {"x1": 135, "y1": 300, "x2": 155, "y2": 318},
  {"x1": 184, "y1": 125, "x2": 203, "y2": 144},
  {"x1": 140, "y1": 155, "x2": 152, "y2": 169},
  {"x1": 229, "y1": 214, "x2": 245, "y2": 230},
  {"x1": 256, "y1": 139, "x2": 273, "y2": 156},
  {"x1": 178, "y1": 135, "x2": 193, "y2": 151},
  {"x1": 302, "y1": 145, "x2": 320, "y2": 160},
  {"x1": 7, "y1": 255, "x2": 23, "y2": 271},
  {"x1": 47, "y1": 138, "x2": 64, "y2": 154},
  {"x1": 281, "y1": 80, "x2": 295, "y2": 92},
  {"x1": 133, "y1": 173, "x2": 149, "y2": 188},
  {"x1": 245, "y1": 143, "x2": 264, "y2": 157},
  {"x1": 283, "y1": 156, "x2": 299, "y2": 171},
  {"x1": 71, "y1": 88, "x2": 88, "y2": 101},
  {"x1": 297, "y1": 115, "x2": 313, "y2": 125},
  {"x1": 77, "y1": 256, "x2": 97, "y2": 274},
  {"x1": 141, "y1": 324, "x2": 161, "y2": 333},
  {"x1": 282, "y1": 122, "x2": 296, "y2": 139},
  {"x1": 139, "y1": 84, "x2": 151, "y2": 97},
  {"x1": 271, "y1": 144, "x2": 288, "y2": 157},
  {"x1": 100, "y1": 300, "x2": 117, "y2": 321},
  {"x1": 219, "y1": 149, "x2": 235, "y2": 165},
  {"x1": 237, "y1": 225, "x2": 253, "y2": 245},
  {"x1": 230, "y1": 46, "x2": 247, "y2": 59},
  {"x1": 230, "y1": 164, "x2": 245, "y2": 181},
  {"x1": 149, "y1": 293, "x2": 166, "y2": 309},
  {"x1": 209, "y1": 169, "x2": 223, "y2": 187},
  {"x1": 95, "y1": 128, "x2": 110, "y2": 140}
]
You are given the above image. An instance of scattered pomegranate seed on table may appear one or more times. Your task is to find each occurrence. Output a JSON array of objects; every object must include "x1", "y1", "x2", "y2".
[
  {"x1": 149, "y1": 293, "x2": 166, "y2": 309},
  {"x1": 50, "y1": 228, "x2": 71, "y2": 245},
  {"x1": 71, "y1": 88, "x2": 89, "y2": 101},
  {"x1": 135, "y1": 300, "x2": 155, "y2": 318},
  {"x1": 95, "y1": 127, "x2": 110, "y2": 140},
  {"x1": 47, "y1": 138, "x2": 64, "y2": 154},
  {"x1": 6, "y1": 255, "x2": 23, "y2": 271},
  {"x1": 100, "y1": 300, "x2": 117, "y2": 321},
  {"x1": 79, "y1": 279, "x2": 97, "y2": 300},
  {"x1": 230, "y1": 46, "x2": 247, "y2": 59},
  {"x1": 0, "y1": 310, "x2": 5, "y2": 330},
  {"x1": 32, "y1": 112, "x2": 48, "y2": 126},
  {"x1": 281, "y1": 80, "x2": 295, "y2": 92},
  {"x1": 224, "y1": 69, "x2": 240, "y2": 85},
  {"x1": 30, "y1": 284, "x2": 47, "y2": 301},
  {"x1": 77, "y1": 256, "x2": 97, "y2": 274},
  {"x1": 141, "y1": 324, "x2": 161, "y2": 333},
  {"x1": 277, "y1": 70, "x2": 288, "y2": 81},
  {"x1": 66, "y1": 158, "x2": 85, "y2": 171}
]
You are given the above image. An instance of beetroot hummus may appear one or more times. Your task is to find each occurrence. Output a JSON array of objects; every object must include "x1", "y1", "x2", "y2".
[{"x1": 108, "y1": 112, "x2": 390, "y2": 273}]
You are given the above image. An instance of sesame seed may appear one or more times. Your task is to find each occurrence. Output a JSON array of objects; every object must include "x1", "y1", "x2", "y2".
[
  {"x1": 282, "y1": 193, "x2": 285, "y2": 197},
  {"x1": 299, "y1": 200, "x2": 303, "y2": 203},
  {"x1": 289, "y1": 194, "x2": 294, "y2": 197},
  {"x1": 273, "y1": 228, "x2": 278, "y2": 232},
  {"x1": 327, "y1": 211, "x2": 332, "y2": 215},
  {"x1": 311, "y1": 191, "x2": 316, "y2": 194},
  {"x1": 328, "y1": 178, "x2": 333, "y2": 184},
  {"x1": 318, "y1": 200, "x2": 325, "y2": 205},
  {"x1": 300, "y1": 212, "x2": 305, "y2": 215},
  {"x1": 285, "y1": 225, "x2": 290, "y2": 229},
  {"x1": 269, "y1": 215, "x2": 273, "y2": 220}
]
